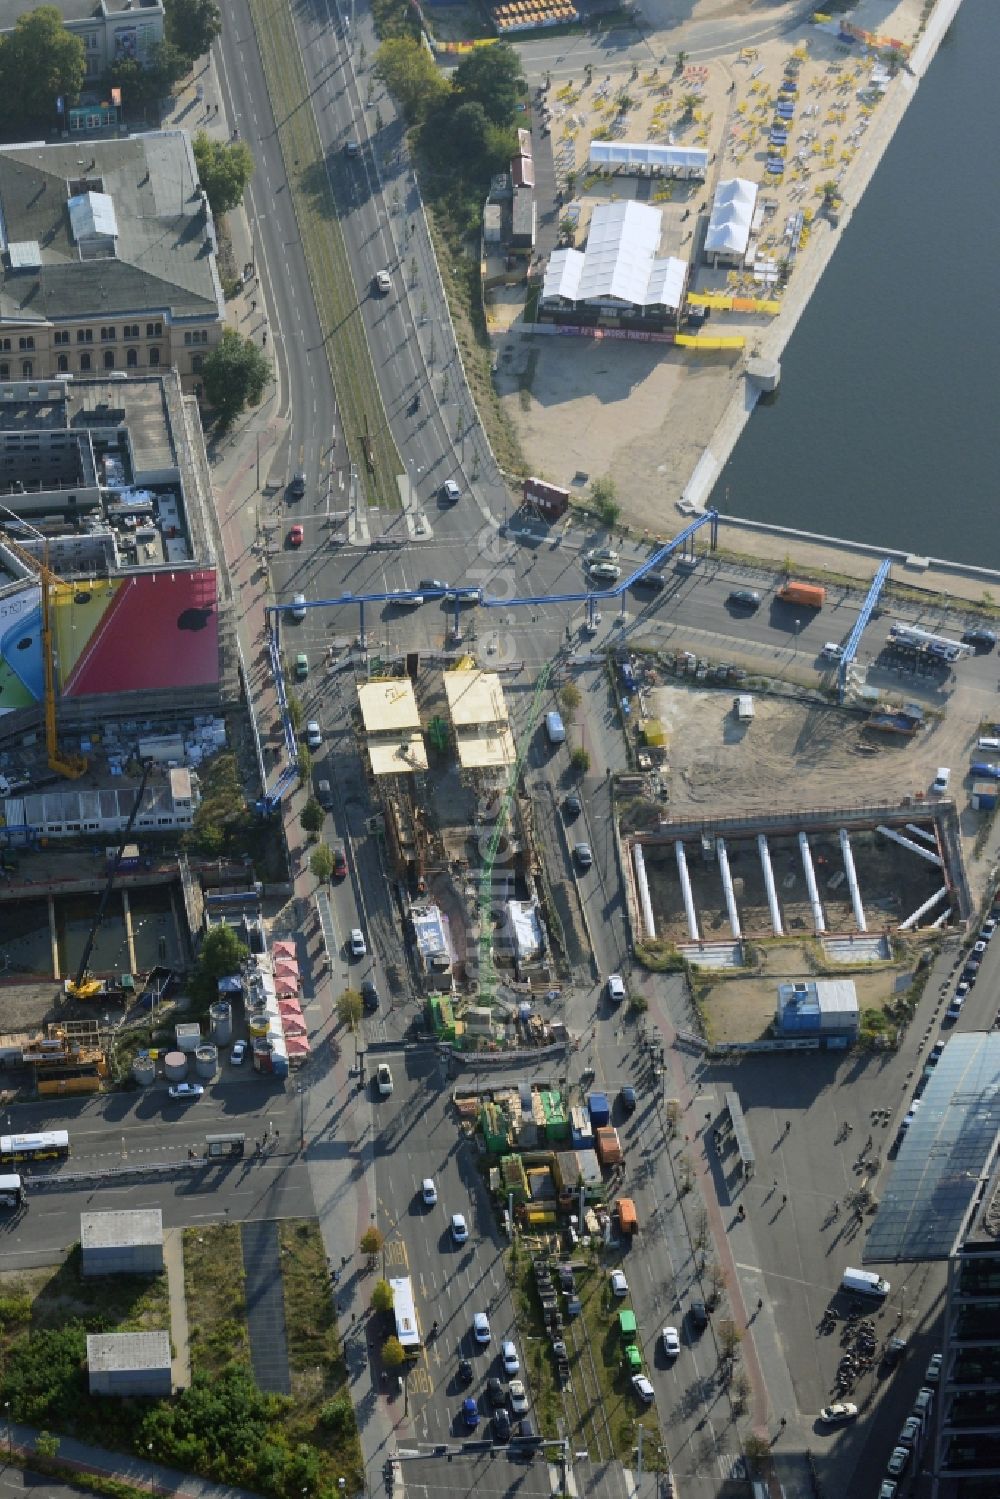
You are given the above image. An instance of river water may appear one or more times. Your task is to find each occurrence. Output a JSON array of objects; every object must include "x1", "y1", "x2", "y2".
[{"x1": 713, "y1": 0, "x2": 1000, "y2": 568}]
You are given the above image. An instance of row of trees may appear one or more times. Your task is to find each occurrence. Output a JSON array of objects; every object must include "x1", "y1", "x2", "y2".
[
  {"x1": 0, "y1": 1, "x2": 221, "y2": 125},
  {"x1": 376, "y1": 40, "x2": 526, "y2": 238}
]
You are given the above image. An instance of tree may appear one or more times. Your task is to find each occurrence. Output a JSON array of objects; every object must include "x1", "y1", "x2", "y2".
[
  {"x1": 692, "y1": 1206, "x2": 710, "y2": 1252},
  {"x1": 450, "y1": 100, "x2": 491, "y2": 166},
  {"x1": 717, "y1": 1317, "x2": 743, "y2": 1361},
  {"x1": 337, "y1": 989, "x2": 363, "y2": 1030},
  {"x1": 591, "y1": 475, "x2": 620, "y2": 526},
  {"x1": 382, "y1": 1335, "x2": 405, "y2": 1369},
  {"x1": 560, "y1": 683, "x2": 582, "y2": 715},
  {"x1": 453, "y1": 42, "x2": 524, "y2": 127},
  {"x1": 706, "y1": 1258, "x2": 726, "y2": 1304},
  {"x1": 165, "y1": 0, "x2": 221, "y2": 64},
  {"x1": 190, "y1": 924, "x2": 248, "y2": 1003},
  {"x1": 193, "y1": 132, "x2": 254, "y2": 214},
  {"x1": 375, "y1": 37, "x2": 448, "y2": 124},
  {"x1": 371, "y1": 1278, "x2": 394, "y2": 1314},
  {"x1": 300, "y1": 798, "x2": 325, "y2": 836},
  {"x1": 680, "y1": 93, "x2": 700, "y2": 121},
  {"x1": 35, "y1": 1431, "x2": 60, "y2": 1460},
  {"x1": 360, "y1": 1225, "x2": 384, "y2": 1258},
  {"x1": 310, "y1": 844, "x2": 334, "y2": 882},
  {"x1": 0, "y1": 7, "x2": 85, "y2": 125},
  {"x1": 104, "y1": 41, "x2": 186, "y2": 111},
  {"x1": 569, "y1": 746, "x2": 591, "y2": 775},
  {"x1": 201, "y1": 327, "x2": 270, "y2": 427}
]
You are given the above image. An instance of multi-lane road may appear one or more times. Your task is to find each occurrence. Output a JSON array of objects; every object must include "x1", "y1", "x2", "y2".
[{"x1": 0, "y1": 1084, "x2": 310, "y2": 1270}]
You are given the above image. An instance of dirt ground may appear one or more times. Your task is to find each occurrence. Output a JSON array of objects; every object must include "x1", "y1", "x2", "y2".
[
  {"x1": 647, "y1": 683, "x2": 983, "y2": 818},
  {"x1": 694, "y1": 942, "x2": 909, "y2": 1044},
  {"x1": 498, "y1": 0, "x2": 926, "y2": 521},
  {"x1": 644, "y1": 822, "x2": 941, "y2": 943}
]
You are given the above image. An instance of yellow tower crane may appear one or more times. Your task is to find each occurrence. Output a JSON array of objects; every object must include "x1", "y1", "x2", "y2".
[{"x1": 0, "y1": 527, "x2": 87, "y2": 780}]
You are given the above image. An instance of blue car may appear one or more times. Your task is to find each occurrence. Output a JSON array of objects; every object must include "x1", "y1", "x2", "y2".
[
  {"x1": 970, "y1": 762, "x2": 1000, "y2": 780},
  {"x1": 463, "y1": 1396, "x2": 480, "y2": 1429}
]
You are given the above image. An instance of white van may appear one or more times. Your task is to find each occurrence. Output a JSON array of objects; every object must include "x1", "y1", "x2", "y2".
[
  {"x1": 842, "y1": 1267, "x2": 890, "y2": 1299},
  {"x1": 820, "y1": 642, "x2": 844, "y2": 662},
  {"x1": 545, "y1": 711, "x2": 566, "y2": 746},
  {"x1": 977, "y1": 737, "x2": 1000, "y2": 753},
  {"x1": 931, "y1": 767, "x2": 951, "y2": 794}
]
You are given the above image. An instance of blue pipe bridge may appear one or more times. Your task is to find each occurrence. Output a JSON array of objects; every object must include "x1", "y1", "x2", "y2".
[
  {"x1": 837, "y1": 557, "x2": 891, "y2": 703},
  {"x1": 258, "y1": 509, "x2": 720, "y2": 812}
]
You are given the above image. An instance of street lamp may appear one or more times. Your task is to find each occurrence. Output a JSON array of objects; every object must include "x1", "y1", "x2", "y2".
[
  {"x1": 147, "y1": 1442, "x2": 154, "y2": 1494},
  {"x1": 5, "y1": 1401, "x2": 11, "y2": 1459}
]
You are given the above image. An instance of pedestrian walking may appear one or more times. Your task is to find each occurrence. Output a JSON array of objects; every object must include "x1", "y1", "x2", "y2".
[
  {"x1": 757, "y1": 1297, "x2": 763, "y2": 1312},
  {"x1": 781, "y1": 1193, "x2": 787, "y2": 1206},
  {"x1": 250, "y1": 297, "x2": 257, "y2": 311}
]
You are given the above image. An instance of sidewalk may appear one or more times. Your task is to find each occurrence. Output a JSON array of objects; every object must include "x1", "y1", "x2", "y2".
[{"x1": 6, "y1": 1421, "x2": 263, "y2": 1498}]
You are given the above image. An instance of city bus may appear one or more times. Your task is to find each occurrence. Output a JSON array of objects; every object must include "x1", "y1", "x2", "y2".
[
  {"x1": 0, "y1": 1130, "x2": 70, "y2": 1164},
  {"x1": 0, "y1": 1174, "x2": 24, "y2": 1208},
  {"x1": 389, "y1": 1275, "x2": 422, "y2": 1359}
]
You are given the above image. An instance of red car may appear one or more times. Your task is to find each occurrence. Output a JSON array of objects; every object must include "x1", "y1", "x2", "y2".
[
  {"x1": 289, "y1": 524, "x2": 304, "y2": 547},
  {"x1": 333, "y1": 845, "x2": 347, "y2": 878}
]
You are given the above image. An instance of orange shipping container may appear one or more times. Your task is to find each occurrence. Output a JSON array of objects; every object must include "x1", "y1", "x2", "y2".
[
  {"x1": 615, "y1": 1197, "x2": 638, "y2": 1233},
  {"x1": 595, "y1": 1126, "x2": 623, "y2": 1166}
]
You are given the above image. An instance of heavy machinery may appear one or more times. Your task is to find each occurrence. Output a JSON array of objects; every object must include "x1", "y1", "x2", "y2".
[
  {"x1": 0, "y1": 517, "x2": 87, "y2": 780},
  {"x1": 66, "y1": 761, "x2": 151, "y2": 1000},
  {"x1": 477, "y1": 661, "x2": 553, "y2": 1004}
]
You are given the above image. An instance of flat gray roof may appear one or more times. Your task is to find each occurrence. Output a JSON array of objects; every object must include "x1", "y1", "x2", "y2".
[
  {"x1": 87, "y1": 1330, "x2": 171, "y2": 1372},
  {"x1": 81, "y1": 1207, "x2": 163, "y2": 1248}
]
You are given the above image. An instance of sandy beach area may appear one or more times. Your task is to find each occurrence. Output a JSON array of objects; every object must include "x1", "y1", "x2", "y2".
[{"x1": 494, "y1": 0, "x2": 976, "y2": 592}]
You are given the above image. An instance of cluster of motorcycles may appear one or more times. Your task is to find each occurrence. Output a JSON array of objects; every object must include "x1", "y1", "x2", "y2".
[{"x1": 833, "y1": 1312, "x2": 879, "y2": 1395}]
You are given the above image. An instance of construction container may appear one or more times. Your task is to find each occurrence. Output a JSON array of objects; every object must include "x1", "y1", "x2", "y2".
[
  {"x1": 972, "y1": 781, "x2": 998, "y2": 812},
  {"x1": 174, "y1": 1023, "x2": 201, "y2": 1053},
  {"x1": 587, "y1": 1091, "x2": 610, "y2": 1128},
  {"x1": 595, "y1": 1126, "x2": 623, "y2": 1167},
  {"x1": 615, "y1": 1197, "x2": 638, "y2": 1234},
  {"x1": 569, "y1": 1105, "x2": 593, "y2": 1150}
]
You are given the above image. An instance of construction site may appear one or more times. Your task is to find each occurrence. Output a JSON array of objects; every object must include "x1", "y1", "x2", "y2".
[
  {"x1": 623, "y1": 801, "x2": 966, "y2": 955},
  {"x1": 351, "y1": 661, "x2": 566, "y2": 1048}
]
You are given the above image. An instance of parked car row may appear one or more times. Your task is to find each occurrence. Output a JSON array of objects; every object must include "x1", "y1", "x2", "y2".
[{"x1": 881, "y1": 1371, "x2": 937, "y2": 1494}]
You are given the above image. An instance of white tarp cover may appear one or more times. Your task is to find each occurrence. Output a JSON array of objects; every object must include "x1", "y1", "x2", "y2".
[
  {"x1": 589, "y1": 140, "x2": 709, "y2": 172},
  {"x1": 704, "y1": 177, "x2": 758, "y2": 257},
  {"x1": 544, "y1": 200, "x2": 687, "y2": 309},
  {"x1": 507, "y1": 900, "x2": 544, "y2": 962}
]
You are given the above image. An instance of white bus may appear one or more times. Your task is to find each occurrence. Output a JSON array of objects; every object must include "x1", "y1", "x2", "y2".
[
  {"x1": 0, "y1": 1173, "x2": 23, "y2": 1208},
  {"x1": 0, "y1": 1130, "x2": 70, "y2": 1164},
  {"x1": 389, "y1": 1275, "x2": 421, "y2": 1359}
]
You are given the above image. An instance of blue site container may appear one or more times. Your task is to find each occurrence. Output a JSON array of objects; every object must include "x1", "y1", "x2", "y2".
[{"x1": 587, "y1": 1091, "x2": 610, "y2": 1128}]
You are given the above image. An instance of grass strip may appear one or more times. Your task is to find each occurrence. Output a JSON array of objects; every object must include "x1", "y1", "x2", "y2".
[
  {"x1": 182, "y1": 1223, "x2": 250, "y2": 1374},
  {"x1": 248, "y1": 0, "x2": 402, "y2": 508},
  {"x1": 278, "y1": 1220, "x2": 364, "y2": 1490}
]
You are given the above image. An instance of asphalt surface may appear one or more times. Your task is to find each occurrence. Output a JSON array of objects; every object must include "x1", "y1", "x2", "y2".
[{"x1": 0, "y1": 1084, "x2": 310, "y2": 1269}]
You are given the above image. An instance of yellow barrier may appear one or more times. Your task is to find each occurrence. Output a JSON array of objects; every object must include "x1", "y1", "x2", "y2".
[
  {"x1": 675, "y1": 334, "x2": 745, "y2": 350},
  {"x1": 687, "y1": 292, "x2": 781, "y2": 315}
]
